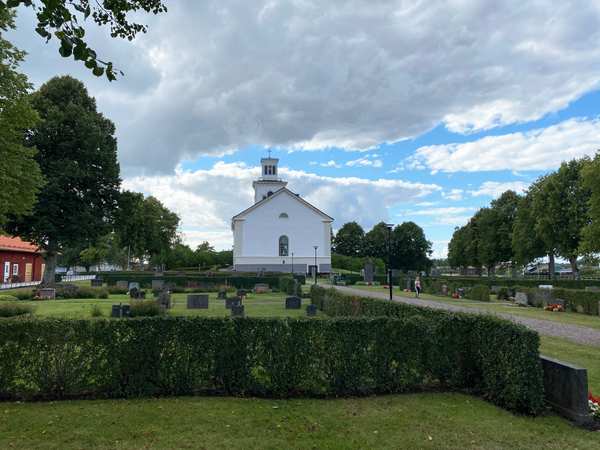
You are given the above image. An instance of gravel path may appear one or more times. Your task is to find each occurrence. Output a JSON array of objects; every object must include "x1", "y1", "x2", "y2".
[{"x1": 332, "y1": 285, "x2": 600, "y2": 347}]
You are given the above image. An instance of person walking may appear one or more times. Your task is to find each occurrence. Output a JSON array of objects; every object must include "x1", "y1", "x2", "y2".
[{"x1": 414, "y1": 276, "x2": 422, "y2": 298}]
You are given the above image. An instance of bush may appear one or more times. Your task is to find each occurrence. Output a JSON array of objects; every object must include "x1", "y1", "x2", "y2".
[
  {"x1": 279, "y1": 277, "x2": 300, "y2": 296},
  {"x1": 496, "y1": 287, "x2": 511, "y2": 301},
  {"x1": 9, "y1": 289, "x2": 35, "y2": 300},
  {"x1": 49, "y1": 285, "x2": 109, "y2": 299},
  {"x1": 464, "y1": 285, "x2": 490, "y2": 302},
  {"x1": 107, "y1": 286, "x2": 128, "y2": 295},
  {"x1": 0, "y1": 303, "x2": 33, "y2": 317},
  {"x1": 129, "y1": 300, "x2": 163, "y2": 317},
  {"x1": 310, "y1": 285, "x2": 544, "y2": 414},
  {"x1": 90, "y1": 304, "x2": 104, "y2": 317},
  {"x1": 0, "y1": 295, "x2": 19, "y2": 302}
]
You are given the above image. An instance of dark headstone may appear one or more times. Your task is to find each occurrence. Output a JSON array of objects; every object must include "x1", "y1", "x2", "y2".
[
  {"x1": 158, "y1": 291, "x2": 171, "y2": 309},
  {"x1": 111, "y1": 304, "x2": 122, "y2": 318},
  {"x1": 38, "y1": 288, "x2": 56, "y2": 300},
  {"x1": 306, "y1": 304, "x2": 318, "y2": 316},
  {"x1": 91, "y1": 279, "x2": 103, "y2": 287},
  {"x1": 363, "y1": 262, "x2": 374, "y2": 283},
  {"x1": 231, "y1": 304, "x2": 245, "y2": 317},
  {"x1": 225, "y1": 297, "x2": 241, "y2": 309},
  {"x1": 187, "y1": 294, "x2": 209, "y2": 309},
  {"x1": 217, "y1": 290, "x2": 227, "y2": 299},
  {"x1": 121, "y1": 304, "x2": 131, "y2": 317},
  {"x1": 285, "y1": 296, "x2": 302, "y2": 309},
  {"x1": 152, "y1": 279, "x2": 164, "y2": 290},
  {"x1": 540, "y1": 355, "x2": 593, "y2": 425},
  {"x1": 116, "y1": 280, "x2": 129, "y2": 289}
]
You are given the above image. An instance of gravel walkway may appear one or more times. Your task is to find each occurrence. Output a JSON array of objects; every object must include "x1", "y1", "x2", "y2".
[{"x1": 332, "y1": 285, "x2": 600, "y2": 347}]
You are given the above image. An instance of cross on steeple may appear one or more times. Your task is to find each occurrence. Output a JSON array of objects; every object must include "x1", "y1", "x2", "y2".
[{"x1": 267, "y1": 149, "x2": 272, "y2": 158}]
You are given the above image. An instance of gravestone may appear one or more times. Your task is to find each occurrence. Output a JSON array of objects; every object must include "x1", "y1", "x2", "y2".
[
  {"x1": 91, "y1": 279, "x2": 103, "y2": 287},
  {"x1": 157, "y1": 291, "x2": 171, "y2": 309},
  {"x1": 237, "y1": 289, "x2": 247, "y2": 298},
  {"x1": 306, "y1": 304, "x2": 318, "y2": 316},
  {"x1": 116, "y1": 280, "x2": 129, "y2": 289},
  {"x1": 441, "y1": 284, "x2": 448, "y2": 296},
  {"x1": 152, "y1": 279, "x2": 164, "y2": 290},
  {"x1": 539, "y1": 284, "x2": 553, "y2": 290},
  {"x1": 285, "y1": 296, "x2": 302, "y2": 309},
  {"x1": 534, "y1": 288, "x2": 553, "y2": 307},
  {"x1": 457, "y1": 288, "x2": 465, "y2": 298},
  {"x1": 217, "y1": 290, "x2": 227, "y2": 299},
  {"x1": 225, "y1": 297, "x2": 241, "y2": 309},
  {"x1": 231, "y1": 304, "x2": 245, "y2": 317},
  {"x1": 121, "y1": 304, "x2": 131, "y2": 317},
  {"x1": 405, "y1": 278, "x2": 413, "y2": 291},
  {"x1": 37, "y1": 288, "x2": 56, "y2": 300},
  {"x1": 128, "y1": 282, "x2": 140, "y2": 291},
  {"x1": 515, "y1": 292, "x2": 529, "y2": 306},
  {"x1": 187, "y1": 294, "x2": 209, "y2": 309},
  {"x1": 576, "y1": 304, "x2": 585, "y2": 314},
  {"x1": 254, "y1": 283, "x2": 270, "y2": 294},
  {"x1": 540, "y1": 355, "x2": 592, "y2": 425},
  {"x1": 111, "y1": 304, "x2": 122, "y2": 318},
  {"x1": 363, "y1": 262, "x2": 374, "y2": 283}
]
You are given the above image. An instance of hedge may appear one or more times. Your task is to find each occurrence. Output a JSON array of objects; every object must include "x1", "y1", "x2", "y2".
[
  {"x1": 464, "y1": 285, "x2": 491, "y2": 302},
  {"x1": 310, "y1": 286, "x2": 544, "y2": 414},
  {"x1": 513, "y1": 286, "x2": 600, "y2": 315},
  {"x1": 98, "y1": 273, "x2": 306, "y2": 289}
]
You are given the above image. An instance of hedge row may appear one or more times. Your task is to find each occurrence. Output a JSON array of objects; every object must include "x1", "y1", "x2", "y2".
[
  {"x1": 310, "y1": 286, "x2": 544, "y2": 414},
  {"x1": 97, "y1": 273, "x2": 306, "y2": 289},
  {"x1": 513, "y1": 286, "x2": 600, "y2": 315}
]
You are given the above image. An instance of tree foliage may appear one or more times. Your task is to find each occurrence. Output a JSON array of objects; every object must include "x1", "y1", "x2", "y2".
[
  {"x1": 0, "y1": 0, "x2": 167, "y2": 80},
  {"x1": 333, "y1": 221, "x2": 364, "y2": 256},
  {"x1": 5, "y1": 76, "x2": 121, "y2": 283},
  {"x1": 581, "y1": 152, "x2": 600, "y2": 254},
  {"x1": 0, "y1": 8, "x2": 43, "y2": 225}
]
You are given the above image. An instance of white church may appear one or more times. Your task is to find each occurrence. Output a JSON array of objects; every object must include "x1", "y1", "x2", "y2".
[{"x1": 231, "y1": 157, "x2": 333, "y2": 274}]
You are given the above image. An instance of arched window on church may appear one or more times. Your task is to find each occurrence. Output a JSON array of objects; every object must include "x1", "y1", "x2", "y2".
[
  {"x1": 279, "y1": 212, "x2": 288, "y2": 219},
  {"x1": 279, "y1": 235, "x2": 289, "y2": 256}
]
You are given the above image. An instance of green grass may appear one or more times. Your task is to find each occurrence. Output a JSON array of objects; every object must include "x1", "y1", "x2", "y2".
[
  {"x1": 15, "y1": 292, "x2": 316, "y2": 319},
  {"x1": 349, "y1": 285, "x2": 600, "y2": 330},
  {"x1": 1, "y1": 393, "x2": 598, "y2": 449}
]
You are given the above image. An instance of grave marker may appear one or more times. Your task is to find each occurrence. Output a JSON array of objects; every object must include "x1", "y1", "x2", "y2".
[
  {"x1": 285, "y1": 296, "x2": 302, "y2": 309},
  {"x1": 306, "y1": 304, "x2": 317, "y2": 316},
  {"x1": 231, "y1": 304, "x2": 245, "y2": 317},
  {"x1": 187, "y1": 294, "x2": 209, "y2": 309}
]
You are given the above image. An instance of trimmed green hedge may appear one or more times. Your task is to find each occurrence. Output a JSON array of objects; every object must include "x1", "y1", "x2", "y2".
[
  {"x1": 514, "y1": 286, "x2": 600, "y2": 315},
  {"x1": 98, "y1": 273, "x2": 306, "y2": 289},
  {"x1": 311, "y1": 286, "x2": 544, "y2": 414},
  {"x1": 464, "y1": 285, "x2": 490, "y2": 302},
  {"x1": 0, "y1": 303, "x2": 33, "y2": 317}
]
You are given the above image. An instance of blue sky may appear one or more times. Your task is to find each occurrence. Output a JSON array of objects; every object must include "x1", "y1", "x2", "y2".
[{"x1": 9, "y1": 1, "x2": 600, "y2": 256}]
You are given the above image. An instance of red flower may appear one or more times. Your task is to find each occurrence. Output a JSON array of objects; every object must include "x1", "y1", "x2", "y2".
[{"x1": 589, "y1": 391, "x2": 600, "y2": 403}]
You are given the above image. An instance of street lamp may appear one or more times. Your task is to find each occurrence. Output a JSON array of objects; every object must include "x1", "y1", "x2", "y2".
[
  {"x1": 386, "y1": 223, "x2": 394, "y2": 301},
  {"x1": 313, "y1": 246, "x2": 318, "y2": 285},
  {"x1": 291, "y1": 252, "x2": 294, "y2": 275}
]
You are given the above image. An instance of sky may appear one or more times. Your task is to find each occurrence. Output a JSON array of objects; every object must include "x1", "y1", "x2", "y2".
[{"x1": 8, "y1": 1, "x2": 600, "y2": 257}]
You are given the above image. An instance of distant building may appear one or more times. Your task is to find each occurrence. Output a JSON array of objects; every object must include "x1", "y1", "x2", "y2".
[
  {"x1": 231, "y1": 157, "x2": 333, "y2": 274},
  {"x1": 0, "y1": 236, "x2": 45, "y2": 283}
]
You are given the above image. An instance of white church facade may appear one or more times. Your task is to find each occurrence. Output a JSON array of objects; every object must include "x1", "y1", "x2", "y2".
[{"x1": 231, "y1": 157, "x2": 333, "y2": 274}]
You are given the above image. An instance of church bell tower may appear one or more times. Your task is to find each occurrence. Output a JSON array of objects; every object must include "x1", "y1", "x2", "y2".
[{"x1": 253, "y1": 157, "x2": 287, "y2": 203}]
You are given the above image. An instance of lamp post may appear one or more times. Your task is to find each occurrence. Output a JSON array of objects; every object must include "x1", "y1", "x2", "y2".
[
  {"x1": 291, "y1": 252, "x2": 294, "y2": 275},
  {"x1": 386, "y1": 223, "x2": 394, "y2": 301},
  {"x1": 313, "y1": 246, "x2": 318, "y2": 285}
]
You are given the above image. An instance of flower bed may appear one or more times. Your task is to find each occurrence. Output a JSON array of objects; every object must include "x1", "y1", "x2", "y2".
[{"x1": 590, "y1": 392, "x2": 600, "y2": 420}]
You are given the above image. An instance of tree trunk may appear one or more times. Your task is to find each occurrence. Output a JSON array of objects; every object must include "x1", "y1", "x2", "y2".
[
  {"x1": 569, "y1": 257, "x2": 580, "y2": 280},
  {"x1": 548, "y1": 253, "x2": 555, "y2": 280},
  {"x1": 42, "y1": 251, "x2": 58, "y2": 286},
  {"x1": 488, "y1": 265, "x2": 495, "y2": 277}
]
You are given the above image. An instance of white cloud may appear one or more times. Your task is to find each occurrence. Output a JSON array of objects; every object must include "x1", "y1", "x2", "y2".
[
  {"x1": 346, "y1": 156, "x2": 383, "y2": 168},
  {"x1": 320, "y1": 160, "x2": 342, "y2": 168},
  {"x1": 400, "y1": 206, "x2": 475, "y2": 227},
  {"x1": 122, "y1": 161, "x2": 441, "y2": 249},
  {"x1": 409, "y1": 117, "x2": 600, "y2": 173},
  {"x1": 442, "y1": 189, "x2": 464, "y2": 201},
  {"x1": 11, "y1": 2, "x2": 600, "y2": 173},
  {"x1": 470, "y1": 181, "x2": 529, "y2": 198}
]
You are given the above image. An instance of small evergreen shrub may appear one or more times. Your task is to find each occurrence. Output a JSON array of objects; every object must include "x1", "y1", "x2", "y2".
[
  {"x1": 0, "y1": 303, "x2": 33, "y2": 317},
  {"x1": 107, "y1": 286, "x2": 128, "y2": 295},
  {"x1": 130, "y1": 300, "x2": 163, "y2": 317},
  {"x1": 464, "y1": 285, "x2": 490, "y2": 302}
]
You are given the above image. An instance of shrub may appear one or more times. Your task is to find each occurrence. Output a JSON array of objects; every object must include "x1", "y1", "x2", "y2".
[
  {"x1": 10, "y1": 289, "x2": 35, "y2": 300},
  {"x1": 90, "y1": 304, "x2": 104, "y2": 317},
  {"x1": 279, "y1": 277, "x2": 300, "y2": 296},
  {"x1": 310, "y1": 285, "x2": 544, "y2": 415},
  {"x1": 496, "y1": 287, "x2": 511, "y2": 301},
  {"x1": 464, "y1": 285, "x2": 490, "y2": 302},
  {"x1": 0, "y1": 303, "x2": 33, "y2": 317},
  {"x1": 107, "y1": 286, "x2": 128, "y2": 295},
  {"x1": 0, "y1": 295, "x2": 19, "y2": 302},
  {"x1": 129, "y1": 300, "x2": 163, "y2": 317},
  {"x1": 51, "y1": 285, "x2": 109, "y2": 299}
]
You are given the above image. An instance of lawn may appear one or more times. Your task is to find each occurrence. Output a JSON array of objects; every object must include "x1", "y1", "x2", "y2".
[
  {"x1": 349, "y1": 284, "x2": 600, "y2": 331},
  {"x1": 15, "y1": 291, "x2": 316, "y2": 319},
  {"x1": 1, "y1": 393, "x2": 599, "y2": 449}
]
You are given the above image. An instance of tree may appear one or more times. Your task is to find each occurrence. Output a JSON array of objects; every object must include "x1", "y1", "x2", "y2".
[
  {"x1": 391, "y1": 221, "x2": 432, "y2": 272},
  {"x1": 0, "y1": 8, "x2": 43, "y2": 225},
  {"x1": 512, "y1": 192, "x2": 546, "y2": 268},
  {"x1": 5, "y1": 76, "x2": 121, "y2": 284},
  {"x1": 333, "y1": 222, "x2": 364, "y2": 256},
  {"x1": 363, "y1": 222, "x2": 391, "y2": 261},
  {"x1": 447, "y1": 220, "x2": 480, "y2": 274},
  {"x1": 580, "y1": 152, "x2": 600, "y2": 255},
  {"x1": 113, "y1": 191, "x2": 146, "y2": 262},
  {"x1": 1, "y1": 0, "x2": 167, "y2": 80}
]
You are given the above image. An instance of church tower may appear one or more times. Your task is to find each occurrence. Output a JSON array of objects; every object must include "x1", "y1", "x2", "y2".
[{"x1": 253, "y1": 157, "x2": 287, "y2": 203}]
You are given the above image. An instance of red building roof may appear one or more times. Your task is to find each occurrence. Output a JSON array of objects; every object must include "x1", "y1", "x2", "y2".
[{"x1": 0, "y1": 236, "x2": 41, "y2": 254}]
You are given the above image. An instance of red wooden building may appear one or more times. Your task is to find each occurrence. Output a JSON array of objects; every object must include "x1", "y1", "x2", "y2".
[{"x1": 0, "y1": 236, "x2": 45, "y2": 284}]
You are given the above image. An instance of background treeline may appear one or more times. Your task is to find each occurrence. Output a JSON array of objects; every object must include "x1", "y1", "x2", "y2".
[
  {"x1": 448, "y1": 154, "x2": 600, "y2": 279},
  {"x1": 332, "y1": 221, "x2": 432, "y2": 273}
]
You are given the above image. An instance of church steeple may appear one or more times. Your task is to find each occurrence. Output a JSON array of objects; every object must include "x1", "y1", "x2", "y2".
[{"x1": 253, "y1": 156, "x2": 287, "y2": 203}]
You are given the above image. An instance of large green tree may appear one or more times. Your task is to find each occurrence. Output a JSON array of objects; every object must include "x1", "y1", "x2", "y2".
[
  {"x1": 0, "y1": 0, "x2": 167, "y2": 80},
  {"x1": 391, "y1": 221, "x2": 432, "y2": 272},
  {"x1": 333, "y1": 221, "x2": 365, "y2": 256},
  {"x1": 6, "y1": 76, "x2": 121, "y2": 283},
  {"x1": 580, "y1": 153, "x2": 600, "y2": 255},
  {"x1": 512, "y1": 190, "x2": 546, "y2": 268},
  {"x1": 447, "y1": 219, "x2": 480, "y2": 274},
  {"x1": 0, "y1": 8, "x2": 43, "y2": 225}
]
